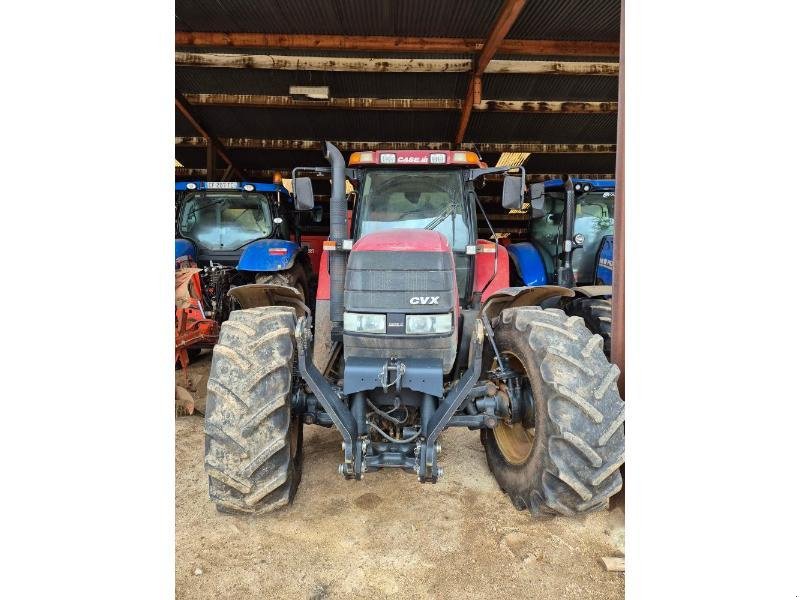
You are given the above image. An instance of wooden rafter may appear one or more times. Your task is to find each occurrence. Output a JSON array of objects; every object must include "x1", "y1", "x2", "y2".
[
  {"x1": 456, "y1": 0, "x2": 529, "y2": 145},
  {"x1": 175, "y1": 52, "x2": 618, "y2": 75},
  {"x1": 175, "y1": 93, "x2": 242, "y2": 180},
  {"x1": 175, "y1": 32, "x2": 619, "y2": 57},
  {"x1": 181, "y1": 93, "x2": 617, "y2": 114},
  {"x1": 175, "y1": 137, "x2": 616, "y2": 153}
]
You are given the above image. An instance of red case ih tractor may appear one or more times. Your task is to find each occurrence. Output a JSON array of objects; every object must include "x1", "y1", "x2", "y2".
[{"x1": 203, "y1": 143, "x2": 624, "y2": 517}]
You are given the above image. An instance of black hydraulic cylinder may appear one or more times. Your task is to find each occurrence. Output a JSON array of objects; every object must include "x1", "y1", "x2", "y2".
[
  {"x1": 352, "y1": 392, "x2": 367, "y2": 436},
  {"x1": 420, "y1": 393, "x2": 436, "y2": 436},
  {"x1": 324, "y1": 141, "x2": 347, "y2": 341}
]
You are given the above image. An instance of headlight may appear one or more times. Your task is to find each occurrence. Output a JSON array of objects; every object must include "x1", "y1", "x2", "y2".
[
  {"x1": 343, "y1": 312, "x2": 386, "y2": 334},
  {"x1": 405, "y1": 313, "x2": 452, "y2": 335}
]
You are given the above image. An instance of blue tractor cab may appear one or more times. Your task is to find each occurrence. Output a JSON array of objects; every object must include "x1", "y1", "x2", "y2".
[
  {"x1": 508, "y1": 178, "x2": 615, "y2": 287},
  {"x1": 175, "y1": 180, "x2": 317, "y2": 308},
  {"x1": 176, "y1": 181, "x2": 303, "y2": 268},
  {"x1": 507, "y1": 178, "x2": 616, "y2": 358}
]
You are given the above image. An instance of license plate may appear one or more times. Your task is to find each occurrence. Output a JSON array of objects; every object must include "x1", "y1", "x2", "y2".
[{"x1": 206, "y1": 181, "x2": 239, "y2": 189}]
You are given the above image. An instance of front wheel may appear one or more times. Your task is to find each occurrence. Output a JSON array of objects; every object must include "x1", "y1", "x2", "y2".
[
  {"x1": 204, "y1": 306, "x2": 303, "y2": 514},
  {"x1": 482, "y1": 306, "x2": 624, "y2": 517}
]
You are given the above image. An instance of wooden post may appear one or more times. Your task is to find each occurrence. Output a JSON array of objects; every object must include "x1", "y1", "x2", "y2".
[{"x1": 611, "y1": 2, "x2": 625, "y2": 396}]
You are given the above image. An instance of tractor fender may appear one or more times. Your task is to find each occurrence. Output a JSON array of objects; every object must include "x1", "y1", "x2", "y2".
[
  {"x1": 481, "y1": 285, "x2": 575, "y2": 321},
  {"x1": 236, "y1": 239, "x2": 304, "y2": 273},
  {"x1": 175, "y1": 239, "x2": 197, "y2": 268},
  {"x1": 506, "y1": 242, "x2": 548, "y2": 286},
  {"x1": 572, "y1": 285, "x2": 612, "y2": 298},
  {"x1": 228, "y1": 283, "x2": 309, "y2": 319}
]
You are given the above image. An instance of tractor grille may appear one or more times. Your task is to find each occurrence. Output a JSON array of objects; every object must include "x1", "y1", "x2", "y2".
[{"x1": 343, "y1": 250, "x2": 458, "y2": 372}]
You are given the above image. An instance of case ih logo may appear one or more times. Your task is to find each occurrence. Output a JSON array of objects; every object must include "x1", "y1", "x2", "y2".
[
  {"x1": 409, "y1": 296, "x2": 439, "y2": 305},
  {"x1": 397, "y1": 156, "x2": 428, "y2": 164}
]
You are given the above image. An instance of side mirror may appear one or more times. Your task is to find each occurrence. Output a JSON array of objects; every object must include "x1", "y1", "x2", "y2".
[
  {"x1": 501, "y1": 175, "x2": 524, "y2": 210},
  {"x1": 293, "y1": 177, "x2": 315, "y2": 211},
  {"x1": 529, "y1": 183, "x2": 546, "y2": 219}
]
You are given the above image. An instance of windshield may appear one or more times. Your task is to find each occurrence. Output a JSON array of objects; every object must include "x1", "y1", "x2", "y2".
[
  {"x1": 356, "y1": 170, "x2": 469, "y2": 251},
  {"x1": 178, "y1": 192, "x2": 272, "y2": 251}
]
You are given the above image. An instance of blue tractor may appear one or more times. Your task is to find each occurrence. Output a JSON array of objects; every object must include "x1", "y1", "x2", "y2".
[
  {"x1": 508, "y1": 178, "x2": 615, "y2": 357},
  {"x1": 175, "y1": 180, "x2": 317, "y2": 342}
]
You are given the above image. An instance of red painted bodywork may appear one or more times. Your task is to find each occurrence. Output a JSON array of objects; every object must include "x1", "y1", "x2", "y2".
[
  {"x1": 351, "y1": 229, "x2": 451, "y2": 252},
  {"x1": 316, "y1": 234, "x2": 509, "y2": 305},
  {"x1": 300, "y1": 235, "x2": 326, "y2": 275},
  {"x1": 175, "y1": 269, "x2": 220, "y2": 379},
  {"x1": 314, "y1": 209, "x2": 350, "y2": 301},
  {"x1": 473, "y1": 240, "x2": 510, "y2": 299}
]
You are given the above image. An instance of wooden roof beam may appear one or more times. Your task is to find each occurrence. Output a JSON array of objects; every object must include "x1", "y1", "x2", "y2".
[
  {"x1": 175, "y1": 32, "x2": 619, "y2": 57},
  {"x1": 175, "y1": 52, "x2": 618, "y2": 75},
  {"x1": 175, "y1": 137, "x2": 616, "y2": 153},
  {"x1": 181, "y1": 93, "x2": 617, "y2": 113},
  {"x1": 175, "y1": 93, "x2": 243, "y2": 180},
  {"x1": 456, "y1": 0, "x2": 529, "y2": 145}
]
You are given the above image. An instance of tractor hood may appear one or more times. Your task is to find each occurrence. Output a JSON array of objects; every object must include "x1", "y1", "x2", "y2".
[
  {"x1": 343, "y1": 229, "x2": 459, "y2": 372},
  {"x1": 237, "y1": 239, "x2": 302, "y2": 273}
]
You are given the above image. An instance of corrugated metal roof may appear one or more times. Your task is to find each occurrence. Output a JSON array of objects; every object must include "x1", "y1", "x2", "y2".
[
  {"x1": 175, "y1": 0, "x2": 621, "y2": 181},
  {"x1": 188, "y1": 106, "x2": 460, "y2": 141},
  {"x1": 509, "y1": 0, "x2": 620, "y2": 40},
  {"x1": 481, "y1": 73, "x2": 618, "y2": 101},
  {"x1": 175, "y1": 0, "x2": 619, "y2": 41},
  {"x1": 466, "y1": 112, "x2": 617, "y2": 144},
  {"x1": 523, "y1": 152, "x2": 615, "y2": 173},
  {"x1": 176, "y1": 0, "x2": 504, "y2": 38}
]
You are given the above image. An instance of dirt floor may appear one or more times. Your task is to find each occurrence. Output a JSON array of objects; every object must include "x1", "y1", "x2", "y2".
[{"x1": 176, "y1": 354, "x2": 624, "y2": 600}]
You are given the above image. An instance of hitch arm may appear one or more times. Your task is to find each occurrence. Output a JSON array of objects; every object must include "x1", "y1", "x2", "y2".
[
  {"x1": 295, "y1": 318, "x2": 361, "y2": 476},
  {"x1": 420, "y1": 320, "x2": 484, "y2": 481}
]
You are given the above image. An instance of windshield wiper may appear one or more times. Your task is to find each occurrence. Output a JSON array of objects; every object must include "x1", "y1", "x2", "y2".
[
  {"x1": 186, "y1": 198, "x2": 225, "y2": 218},
  {"x1": 424, "y1": 201, "x2": 457, "y2": 231}
]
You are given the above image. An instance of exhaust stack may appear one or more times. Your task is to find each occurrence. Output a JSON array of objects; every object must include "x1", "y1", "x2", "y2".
[{"x1": 324, "y1": 142, "x2": 347, "y2": 341}]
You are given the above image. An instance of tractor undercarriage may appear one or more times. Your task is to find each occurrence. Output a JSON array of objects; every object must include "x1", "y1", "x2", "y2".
[{"x1": 293, "y1": 314, "x2": 530, "y2": 483}]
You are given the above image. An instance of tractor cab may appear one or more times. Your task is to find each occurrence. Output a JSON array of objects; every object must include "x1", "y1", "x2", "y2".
[
  {"x1": 175, "y1": 181, "x2": 298, "y2": 266},
  {"x1": 344, "y1": 149, "x2": 525, "y2": 305},
  {"x1": 509, "y1": 178, "x2": 615, "y2": 287}
]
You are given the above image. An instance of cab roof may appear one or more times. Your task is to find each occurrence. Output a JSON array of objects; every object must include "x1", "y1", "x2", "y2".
[
  {"x1": 543, "y1": 178, "x2": 615, "y2": 191},
  {"x1": 175, "y1": 181, "x2": 291, "y2": 195}
]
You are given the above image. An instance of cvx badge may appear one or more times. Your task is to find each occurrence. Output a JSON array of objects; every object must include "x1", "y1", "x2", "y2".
[{"x1": 409, "y1": 296, "x2": 439, "y2": 305}]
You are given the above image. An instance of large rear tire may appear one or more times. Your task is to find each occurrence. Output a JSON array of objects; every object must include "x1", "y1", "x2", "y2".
[
  {"x1": 564, "y1": 297, "x2": 612, "y2": 360},
  {"x1": 482, "y1": 306, "x2": 624, "y2": 517},
  {"x1": 255, "y1": 262, "x2": 310, "y2": 306},
  {"x1": 204, "y1": 306, "x2": 303, "y2": 514}
]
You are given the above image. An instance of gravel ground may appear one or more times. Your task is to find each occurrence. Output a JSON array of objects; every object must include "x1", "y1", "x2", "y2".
[{"x1": 176, "y1": 386, "x2": 624, "y2": 599}]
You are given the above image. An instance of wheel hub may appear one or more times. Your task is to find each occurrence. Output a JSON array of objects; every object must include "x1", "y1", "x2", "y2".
[{"x1": 494, "y1": 421, "x2": 535, "y2": 465}]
